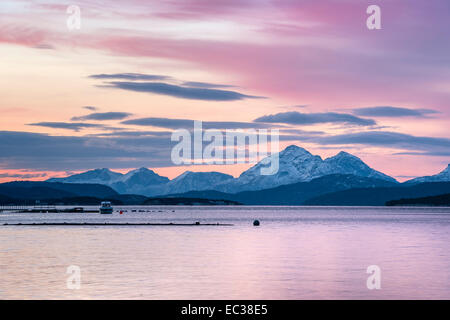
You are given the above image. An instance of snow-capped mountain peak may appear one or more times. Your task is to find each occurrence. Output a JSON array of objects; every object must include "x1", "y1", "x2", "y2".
[
  {"x1": 333, "y1": 151, "x2": 354, "y2": 158},
  {"x1": 282, "y1": 145, "x2": 313, "y2": 156},
  {"x1": 322, "y1": 152, "x2": 396, "y2": 183},
  {"x1": 122, "y1": 167, "x2": 169, "y2": 185},
  {"x1": 215, "y1": 145, "x2": 397, "y2": 192}
]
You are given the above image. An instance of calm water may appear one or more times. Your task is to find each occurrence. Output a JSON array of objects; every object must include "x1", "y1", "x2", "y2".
[{"x1": 0, "y1": 206, "x2": 449, "y2": 299}]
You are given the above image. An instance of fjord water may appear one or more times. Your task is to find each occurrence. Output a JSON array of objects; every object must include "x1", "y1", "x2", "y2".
[{"x1": 0, "y1": 206, "x2": 449, "y2": 299}]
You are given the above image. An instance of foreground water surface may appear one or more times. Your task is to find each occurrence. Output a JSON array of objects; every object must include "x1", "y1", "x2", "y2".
[{"x1": 0, "y1": 206, "x2": 449, "y2": 299}]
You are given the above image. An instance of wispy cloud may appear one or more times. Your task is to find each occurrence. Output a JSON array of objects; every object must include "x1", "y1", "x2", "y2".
[
  {"x1": 28, "y1": 122, "x2": 106, "y2": 132},
  {"x1": 33, "y1": 43, "x2": 53, "y2": 50},
  {"x1": 85, "y1": 130, "x2": 173, "y2": 138},
  {"x1": 1, "y1": 127, "x2": 449, "y2": 173},
  {"x1": 182, "y1": 81, "x2": 236, "y2": 89},
  {"x1": 254, "y1": 111, "x2": 376, "y2": 126},
  {"x1": 0, "y1": 172, "x2": 47, "y2": 179},
  {"x1": 352, "y1": 106, "x2": 439, "y2": 118},
  {"x1": 102, "y1": 81, "x2": 264, "y2": 101},
  {"x1": 83, "y1": 106, "x2": 98, "y2": 111},
  {"x1": 72, "y1": 112, "x2": 133, "y2": 121},
  {"x1": 0, "y1": 131, "x2": 172, "y2": 170},
  {"x1": 313, "y1": 131, "x2": 450, "y2": 156},
  {"x1": 121, "y1": 117, "x2": 273, "y2": 129},
  {"x1": 90, "y1": 73, "x2": 170, "y2": 81},
  {"x1": 90, "y1": 73, "x2": 250, "y2": 100}
]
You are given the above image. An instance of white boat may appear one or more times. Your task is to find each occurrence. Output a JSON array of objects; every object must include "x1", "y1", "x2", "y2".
[{"x1": 99, "y1": 201, "x2": 113, "y2": 214}]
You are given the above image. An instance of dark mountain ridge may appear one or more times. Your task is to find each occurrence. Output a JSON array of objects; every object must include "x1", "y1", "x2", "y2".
[
  {"x1": 304, "y1": 182, "x2": 450, "y2": 206},
  {"x1": 0, "y1": 181, "x2": 118, "y2": 199},
  {"x1": 165, "y1": 174, "x2": 398, "y2": 205}
]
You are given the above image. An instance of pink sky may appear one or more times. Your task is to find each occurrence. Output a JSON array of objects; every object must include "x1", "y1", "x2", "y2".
[{"x1": 0, "y1": 0, "x2": 449, "y2": 182}]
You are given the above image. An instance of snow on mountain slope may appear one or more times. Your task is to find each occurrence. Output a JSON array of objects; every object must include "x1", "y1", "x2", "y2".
[
  {"x1": 215, "y1": 145, "x2": 323, "y2": 192},
  {"x1": 214, "y1": 145, "x2": 397, "y2": 192},
  {"x1": 111, "y1": 167, "x2": 169, "y2": 195},
  {"x1": 47, "y1": 168, "x2": 124, "y2": 184},
  {"x1": 162, "y1": 171, "x2": 233, "y2": 195},
  {"x1": 321, "y1": 151, "x2": 397, "y2": 183},
  {"x1": 405, "y1": 164, "x2": 450, "y2": 184}
]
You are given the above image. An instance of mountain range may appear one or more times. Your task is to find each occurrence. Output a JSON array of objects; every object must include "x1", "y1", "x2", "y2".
[
  {"x1": 47, "y1": 145, "x2": 415, "y2": 196},
  {"x1": 1, "y1": 144, "x2": 449, "y2": 206},
  {"x1": 32, "y1": 145, "x2": 449, "y2": 206}
]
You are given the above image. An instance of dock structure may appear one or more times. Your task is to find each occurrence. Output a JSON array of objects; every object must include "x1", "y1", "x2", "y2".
[
  {"x1": 0, "y1": 205, "x2": 30, "y2": 212},
  {"x1": 30, "y1": 204, "x2": 58, "y2": 213},
  {"x1": 0, "y1": 203, "x2": 57, "y2": 213},
  {"x1": 2, "y1": 222, "x2": 233, "y2": 227},
  {"x1": 0, "y1": 205, "x2": 99, "y2": 213}
]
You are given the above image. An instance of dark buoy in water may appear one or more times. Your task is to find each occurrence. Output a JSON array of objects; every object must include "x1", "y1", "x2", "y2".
[{"x1": 253, "y1": 220, "x2": 260, "y2": 226}]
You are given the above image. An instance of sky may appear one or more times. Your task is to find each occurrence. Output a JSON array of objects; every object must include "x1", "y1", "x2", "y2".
[{"x1": 0, "y1": 0, "x2": 449, "y2": 182}]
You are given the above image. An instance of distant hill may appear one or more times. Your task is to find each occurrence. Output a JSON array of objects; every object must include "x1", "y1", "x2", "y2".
[
  {"x1": 0, "y1": 194, "x2": 16, "y2": 205},
  {"x1": 166, "y1": 174, "x2": 398, "y2": 205},
  {"x1": 27, "y1": 196, "x2": 125, "y2": 206},
  {"x1": 2, "y1": 175, "x2": 448, "y2": 207},
  {"x1": 0, "y1": 181, "x2": 118, "y2": 200},
  {"x1": 386, "y1": 193, "x2": 450, "y2": 206},
  {"x1": 0, "y1": 181, "x2": 238, "y2": 206},
  {"x1": 142, "y1": 197, "x2": 241, "y2": 206},
  {"x1": 304, "y1": 182, "x2": 450, "y2": 206},
  {"x1": 48, "y1": 167, "x2": 170, "y2": 196}
]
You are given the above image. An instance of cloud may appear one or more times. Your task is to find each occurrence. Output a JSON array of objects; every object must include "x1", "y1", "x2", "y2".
[
  {"x1": 313, "y1": 131, "x2": 450, "y2": 155},
  {"x1": 102, "y1": 81, "x2": 264, "y2": 101},
  {"x1": 393, "y1": 151, "x2": 450, "y2": 156},
  {"x1": 352, "y1": 106, "x2": 439, "y2": 118},
  {"x1": 90, "y1": 73, "x2": 253, "y2": 101},
  {"x1": 28, "y1": 122, "x2": 106, "y2": 131},
  {"x1": 1, "y1": 127, "x2": 449, "y2": 172},
  {"x1": 72, "y1": 112, "x2": 133, "y2": 121},
  {"x1": 254, "y1": 111, "x2": 376, "y2": 126},
  {"x1": 182, "y1": 81, "x2": 236, "y2": 89},
  {"x1": 89, "y1": 73, "x2": 170, "y2": 81},
  {"x1": 121, "y1": 117, "x2": 274, "y2": 129},
  {"x1": 83, "y1": 106, "x2": 98, "y2": 111},
  {"x1": 2, "y1": 2, "x2": 450, "y2": 112},
  {"x1": 86, "y1": 130, "x2": 173, "y2": 138},
  {"x1": 281, "y1": 128, "x2": 324, "y2": 135},
  {"x1": 33, "y1": 43, "x2": 54, "y2": 50},
  {"x1": 0, "y1": 172, "x2": 48, "y2": 179},
  {"x1": 0, "y1": 131, "x2": 173, "y2": 170}
]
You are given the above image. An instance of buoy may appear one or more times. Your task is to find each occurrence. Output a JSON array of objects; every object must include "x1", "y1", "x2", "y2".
[
  {"x1": 253, "y1": 220, "x2": 260, "y2": 226},
  {"x1": 119, "y1": 210, "x2": 123, "y2": 215}
]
